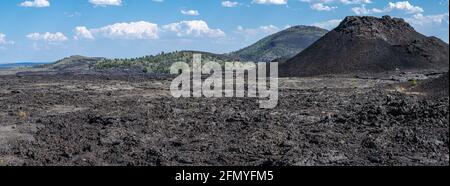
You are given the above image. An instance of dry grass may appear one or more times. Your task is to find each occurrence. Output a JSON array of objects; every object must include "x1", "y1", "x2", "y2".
[{"x1": 18, "y1": 111, "x2": 28, "y2": 119}]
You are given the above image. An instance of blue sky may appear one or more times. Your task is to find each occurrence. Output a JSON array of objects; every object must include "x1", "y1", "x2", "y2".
[{"x1": 0, "y1": 0, "x2": 448, "y2": 63}]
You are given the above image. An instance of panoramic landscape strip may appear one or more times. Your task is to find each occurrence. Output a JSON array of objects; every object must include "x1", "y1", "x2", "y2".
[{"x1": 0, "y1": 0, "x2": 448, "y2": 172}]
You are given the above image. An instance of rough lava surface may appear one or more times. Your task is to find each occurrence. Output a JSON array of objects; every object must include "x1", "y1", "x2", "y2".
[{"x1": 0, "y1": 71, "x2": 448, "y2": 166}]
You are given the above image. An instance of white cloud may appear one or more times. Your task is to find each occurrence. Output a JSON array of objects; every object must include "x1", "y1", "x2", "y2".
[
  {"x1": 352, "y1": 1, "x2": 423, "y2": 15},
  {"x1": 181, "y1": 9, "x2": 200, "y2": 16},
  {"x1": 19, "y1": 0, "x2": 50, "y2": 8},
  {"x1": 162, "y1": 20, "x2": 226, "y2": 38},
  {"x1": 222, "y1": 1, "x2": 239, "y2": 7},
  {"x1": 312, "y1": 19, "x2": 342, "y2": 30},
  {"x1": 405, "y1": 13, "x2": 449, "y2": 42},
  {"x1": 258, "y1": 25, "x2": 280, "y2": 33},
  {"x1": 89, "y1": 0, "x2": 122, "y2": 7},
  {"x1": 301, "y1": 0, "x2": 371, "y2": 4},
  {"x1": 74, "y1": 26, "x2": 95, "y2": 40},
  {"x1": 252, "y1": 0, "x2": 288, "y2": 5},
  {"x1": 233, "y1": 25, "x2": 280, "y2": 44},
  {"x1": 26, "y1": 32, "x2": 68, "y2": 42},
  {"x1": 0, "y1": 33, "x2": 14, "y2": 45},
  {"x1": 64, "y1": 11, "x2": 82, "y2": 18},
  {"x1": 92, "y1": 21, "x2": 159, "y2": 39},
  {"x1": 311, "y1": 3, "x2": 337, "y2": 11},
  {"x1": 351, "y1": 4, "x2": 380, "y2": 15},
  {"x1": 152, "y1": 0, "x2": 164, "y2": 2},
  {"x1": 75, "y1": 20, "x2": 225, "y2": 40},
  {"x1": 301, "y1": 0, "x2": 369, "y2": 11},
  {"x1": 236, "y1": 25, "x2": 280, "y2": 36},
  {"x1": 0, "y1": 34, "x2": 6, "y2": 44},
  {"x1": 339, "y1": 0, "x2": 371, "y2": 4},
  {"x1": 386, "y1": 1, "x2": 424, "y2": 14},
  {"x1": 406, "y1": 13, "x2": 450, "y2": 26}
]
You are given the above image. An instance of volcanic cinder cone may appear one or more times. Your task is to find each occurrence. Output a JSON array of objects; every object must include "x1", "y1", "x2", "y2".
[{"x1": 280, "y1": 16, "x2": 450, "y2": 77}]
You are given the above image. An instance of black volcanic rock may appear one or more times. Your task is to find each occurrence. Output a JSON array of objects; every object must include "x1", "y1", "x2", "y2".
[
  {"x1": 280, "y1": 16, "x2": 450, "y2": 77},
  {"x1": 228, "y1": 25, "x2": 328, "y2": 62}
]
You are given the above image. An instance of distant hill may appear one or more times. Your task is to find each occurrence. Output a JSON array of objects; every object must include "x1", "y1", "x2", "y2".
[
  {"x1": 38, "y1": 55, "x2": 105, "y2": 71},
  {"x1": 0, "y1": 62, "x2": 48, "y2": 69},
  {"x1": 95, "y1": 51, "x2": 238, "y2": 73},
  {"x1": 280, "y1": 16, "x2": 450, "y2": 77},
  {"x1": 228, "y1": 25, "x2": 328, "y2": 62}
]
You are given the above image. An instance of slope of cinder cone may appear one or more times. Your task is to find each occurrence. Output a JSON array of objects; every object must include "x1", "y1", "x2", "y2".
[
  {"x1": 280, "y1": 16, "x2": 450, "y2": 77},
  {"x1": 413, "y1": 72, "x2": 449, "y2": 97}
]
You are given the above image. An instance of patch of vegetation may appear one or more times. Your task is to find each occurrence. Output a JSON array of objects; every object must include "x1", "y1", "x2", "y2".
[
  {"x1": 95, "y1": 51, "x2": 237, "y2": 73},
  {"x1": 18, "y1": 110, "x2": 28, "y2": 119},
  {"x1": 410, "y1": 79, "x2": 418, "y2": 86}
]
